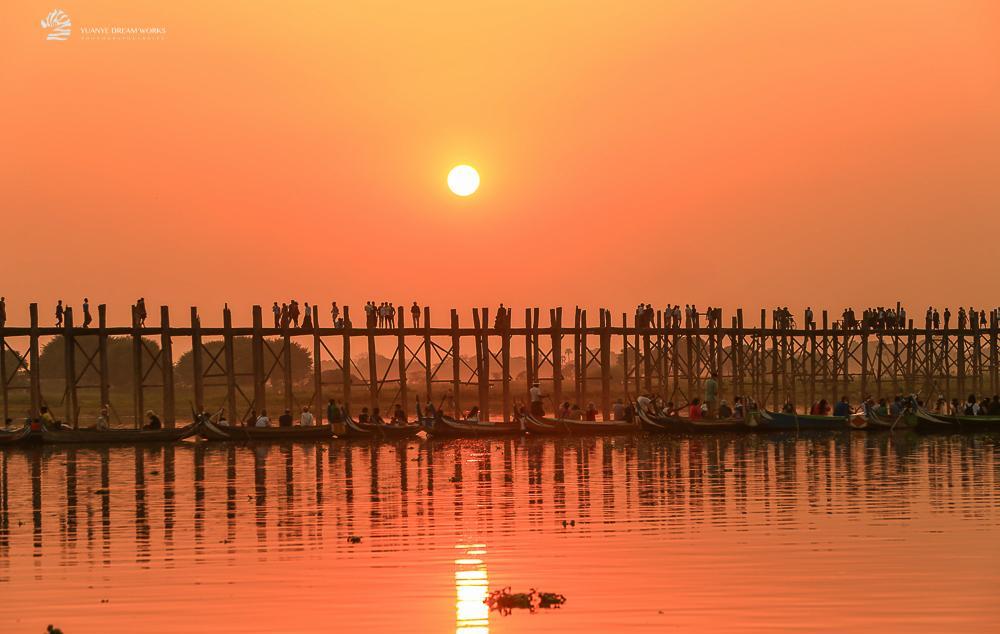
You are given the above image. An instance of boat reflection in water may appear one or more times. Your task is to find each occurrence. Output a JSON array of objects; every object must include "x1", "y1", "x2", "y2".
[{"x1": 455, "y1": 543, "x2": 489, "y2": 633}]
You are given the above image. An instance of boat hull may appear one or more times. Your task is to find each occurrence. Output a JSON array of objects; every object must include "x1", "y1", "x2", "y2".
[
  {"x1": 421, "y1": 416, "x2": 523, "y2": 438},
  {"x1": 341, "y1": 418, "x2": 422, "y2": 440},
  {"x1": 28, "y1": 422, "x2": 198, "y2": 444},
  {"x1": 199, "y1": 420, "x2": 333, "y2": 441},
  {"x1": 637, "y1": 409, "x2": 751, "y2": 433},
  {"x1": 914, "y1": 409, "x2": 1000, "y2": 433}
]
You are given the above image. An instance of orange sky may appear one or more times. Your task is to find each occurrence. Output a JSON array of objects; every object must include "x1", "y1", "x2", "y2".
[{"x1": 2, "y1": 1, "x2": 999, "y2": 327}]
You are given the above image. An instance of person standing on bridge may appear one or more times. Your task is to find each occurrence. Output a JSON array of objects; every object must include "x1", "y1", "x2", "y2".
[
  {"x1": 330, "y1": 302, "x2": 339, "y2": 326},
  {"x1": 82, "y1": 298, "x2": 92, "y2": 328},
  {"x1": 302, "y1": 302, "x2": 313, "y2": 329},
  {"x1": 55, "y1": 300, "x2": 64, "y2": 327},
  {"x1": 272, "y1": 302, "x2": 281, "y2": 328},
  {"x1": 0, "y1": 296, "x2": 5, "y2": 329},
  {"x1": 411, "y1": 301, "x2": 421, "y2": 328},
  {"x1": 289, "y1": 300, "x2": 300, "y2": 328},
  {"x1": 137, "y1": 298, "x2": 147, "y2": 326},
  {"x1": 279, "y1": 303, "x2": 290, "y2": 328}
]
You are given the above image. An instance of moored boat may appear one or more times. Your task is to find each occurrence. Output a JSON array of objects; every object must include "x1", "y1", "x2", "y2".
[
  {"x1": 756, "y1": 410, "x2": 857, "y2": 431},
  {"x1": 28, "y1": 421, "x2": 199, "y2": 444},
  {"x1": 913, "y1": 408, "x2": 1000, "y2": 433},
  {"x1": 636, "y1": 408, "x2": 751, "y2": 433},
  {"x1": 421, "y1": 415, "x2": 523, "y2": 438},
  {"x1": 525, "y1": 415, "x2": 639, "y2": 435},
  {"x1": 850, "y1": 411, "x2": 918, "y2": 431},
  {"x1": 340, "y1": 417, "x2": 422, "y2": 439},
  {"x1": 0, "y1": 425, "x2": 31, "y2": 445},
  {"x1": 199, "y1": 419, "x2": 333, "y2": 441}
]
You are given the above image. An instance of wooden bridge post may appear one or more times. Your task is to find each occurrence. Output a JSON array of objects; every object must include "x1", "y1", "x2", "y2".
[
  {"x1": 550, "y1": 307, "x2": 562, "y2": 410},
  {"x1": 580, "y1": 309, "x2": 589, "y2": 406},
  {"x1": 313, "y1": 304, "x2": 324, "y2": 417},
  {"x1": 366, "y1": 310, "x2": 378, "y2": 414},
  {"x1": 342, "y1": 306, "x2": 352, "y2": 413},
  {"x1": 715, "y1": 309, "x2": 724, "y2": 401},
  {"x1": 131, "y1": 305, "x2": 143, "y2": 428},
  {"x1": 423, "y1": 306, "x2": 433, "y2": 406},
  {"x1": 63, "y1": 307, "x2": 77, "y2": 428},
  {"x1": 396, "y1": 305, "x2": 408, "y2": 416},
  {"x1": 251, "y1": 305, "x2": 265, "y2": 415},
  {"x1": 658, "y1": 311, "x2": 667, "y2": 397},
  {"x1": 905, "y1": 321, "x2": 916, "y2": 394},
  {"x1": 991, "y1": 320, "x2": 998, "y2": 396},
  {"x1": 477, "y1": 307, "x2": 490, "y2": 421},
  {"x1": 28, "y1": 303, "x2": 41, "y2": 417},
  {"x1": 807, "y1": 315, "x2": 816, "y2": 408},
  {"x1": 0, "y1": 311, "x2": 6, "y2": 422},
  {"x1": 223, "y1": 306, "x2": 237, "y2": 422},
  {"x1": 191, "y1": 307, "x2": 204, "y2": 411},
  {"x1": 573, "y1": 307, "x2": 582, "y2": 406},
  {"x1": 160, "y1": 306, "x2": 175, "y2": 428},
  {"x1": 451, "y1": 309, "x2": 461, "y2": 417},
  {"x1": 523, "y1": 308, "x2": 534, "y2": 391},
  {"x1": 600, "y1": 308, "x2": 611, "y2": 420},
  {"x1": 859, "y1": 326, "x2": 869, "y2": 401},
  {"x1": 283, "y1": 317, "x2": 294, "y2": 415},
  {"x1": 642, "y1": 314, "x2": 652, "y2": 393},
  {"x1": 98, "y1": 305, "x2": 109, "y2": 410},
  {"x1": 532, "y1": 308, "x2": 541, "y2": 387},
  {"x1": 957, "y1": 327, "x2": 967, "y2": 397},
  {"x1": 820, "y1": 311, "x2": 829, "y2": 400},
  {"x1": 500, "y1": 308, "x2": 512, "y2": 422},
  {"x1": 736, "y1": 309, "x2": 745, "y2": 399}
]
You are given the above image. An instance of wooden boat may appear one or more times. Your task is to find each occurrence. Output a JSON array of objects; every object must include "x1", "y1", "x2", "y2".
[
  {"x1": 636, "y1": 408, "x2": 751, "y2": 433},
  {"x1": 420, "y1": 415, "x2": 523, "y2": 438},
  {"x1": 0, "y1": 425, "x2": 31, "y2": 445},
  {"x1": 526, "y1": 414, "x2": 639, "y2": 435},
  {"x1": 850, "y1": 411, "x2": 918, "y2": 431},
  {"x1": 520, "y1": 415, "x2": 563, "y2": 435},
  {"x1": 30, "y1": 421, "x2": 199, "y2": 444},
  {"x1": 756, "y1": 410, "x2": 857, "y2": 431},
  {"x1": 340, "y1": 417, "x2": 422, "y2": 439},
  {"x1": 199, "y1": 419, "x2": 333, "y2": 441},
  {"x1": 913, "y1": 408, "x2": 1000, "y2": 433}
]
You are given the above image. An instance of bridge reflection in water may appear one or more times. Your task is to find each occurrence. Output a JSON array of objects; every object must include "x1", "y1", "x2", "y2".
[{"x1": 0, "y1": 432, "x2": 997, "y2": 632}]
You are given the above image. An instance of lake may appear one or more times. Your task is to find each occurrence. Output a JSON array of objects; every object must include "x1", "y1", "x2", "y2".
[{"x1": 0, "y1": 432, "x2": 998, "y2": 632}]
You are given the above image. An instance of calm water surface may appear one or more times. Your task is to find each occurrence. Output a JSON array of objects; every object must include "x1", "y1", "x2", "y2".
[{"x1": 0, "y1": 433, "x2": 998, "y2": 632}]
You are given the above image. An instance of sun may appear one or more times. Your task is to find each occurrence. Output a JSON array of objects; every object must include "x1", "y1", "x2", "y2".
[{"x1": 447, "y1": 165, "x2": 480, "y2": 197}]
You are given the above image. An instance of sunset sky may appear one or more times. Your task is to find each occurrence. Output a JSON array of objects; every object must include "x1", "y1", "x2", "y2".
[{"x1": 2, "y1": 1, "x2": 999, "y2": 327}]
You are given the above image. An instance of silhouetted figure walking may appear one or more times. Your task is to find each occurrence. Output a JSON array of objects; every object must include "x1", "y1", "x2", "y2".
[
  {"x1": 289, "y1": 300, "x2": 300, "y2": 328},
  {"x1": 411, "y1": 302, "x2": 421, "y2": 328},
  {"x1": 0, "y1": 296, "x2": 5, "y2": 328},
  {"x1": 82, "y1": 297, "x2": 92, "y2": 328},
  {"x1": 137, "y1": 298, "x2": 147, "y2": 326},
  {"x1": 55, "y1": 300, "x2": 64, "y2": 327},
  {"x1": 302, "y1": 302, "x2": 313, "y2": 329},
  {"x1": 272, "y1": 302, "x2": 280, "y2": 328}
]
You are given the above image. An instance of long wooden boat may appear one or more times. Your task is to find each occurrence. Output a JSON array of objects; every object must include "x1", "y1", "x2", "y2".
[
  {"x1": 913, "y1": 408, "x2": 1000, "y2": 433},
  {"x1": 636, "y1": 408, "x2": 751, "y2": 433},
  {"x1": 849, "y1": 411, "x2": 918, "y2": 431},
  {"x1": 0, "y1": 425, "x2": 31, "y2": 445},
  {"x1": 421, "y1": 416, "x2": 523, "y2": 438},
  {"x1": 340, "y1": 417, "x2": 422, "y2": 439},
  {"x1": 526, "y1": 414, "x2": 639, "y2": 435},
  {"x1": 756, "y1": 410, "x2": 859, "y2": 431},
  {"x1": 199, "y1": 419, "x2": 333, "y2": 441},
  {"x1": 29, "y1": 421, "x2": 199, "y2": 444}
]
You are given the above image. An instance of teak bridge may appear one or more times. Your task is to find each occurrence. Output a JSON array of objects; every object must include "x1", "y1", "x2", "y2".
[{"x1": 0, "y1": 304, "x2": 997, "y2": 428}]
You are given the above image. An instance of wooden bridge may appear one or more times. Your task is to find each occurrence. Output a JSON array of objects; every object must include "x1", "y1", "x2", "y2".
[{"x1": 0, "y1": 304, "x2": 996, "y2": 428}]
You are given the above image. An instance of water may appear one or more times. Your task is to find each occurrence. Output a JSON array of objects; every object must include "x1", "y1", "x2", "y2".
[{"x1": 0, "y1": 433, "x2": 998, "y2": 633}]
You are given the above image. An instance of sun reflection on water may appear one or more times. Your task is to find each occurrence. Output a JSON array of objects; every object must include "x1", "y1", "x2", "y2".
[{"x1": 455, "y1": 543, "x2": 489, "y2": 634}]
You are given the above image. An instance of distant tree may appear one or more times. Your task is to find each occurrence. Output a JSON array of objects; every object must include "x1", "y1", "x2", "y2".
[
  {"x1": 174, "y1": 337, "x2": 312, "y2": 386},
  {"x1": 38, "y1": 336, "x2": 160, "y2": 388}
]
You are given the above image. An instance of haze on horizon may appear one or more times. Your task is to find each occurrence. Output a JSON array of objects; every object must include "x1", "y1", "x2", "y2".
[{"x1": 1, "y1": 0, "x2": 999, "y2": 326}]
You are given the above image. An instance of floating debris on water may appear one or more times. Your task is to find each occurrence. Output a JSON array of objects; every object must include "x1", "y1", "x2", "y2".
[
  {"x1": 484, "y1": 587, "x2": 566, "y2": 614},
  {"x1": 347, "y1": 535, "x2": 362, "y2": 544},
  {"x1": 561, "y1": 519, "x2": 576, "y2": 527}
]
